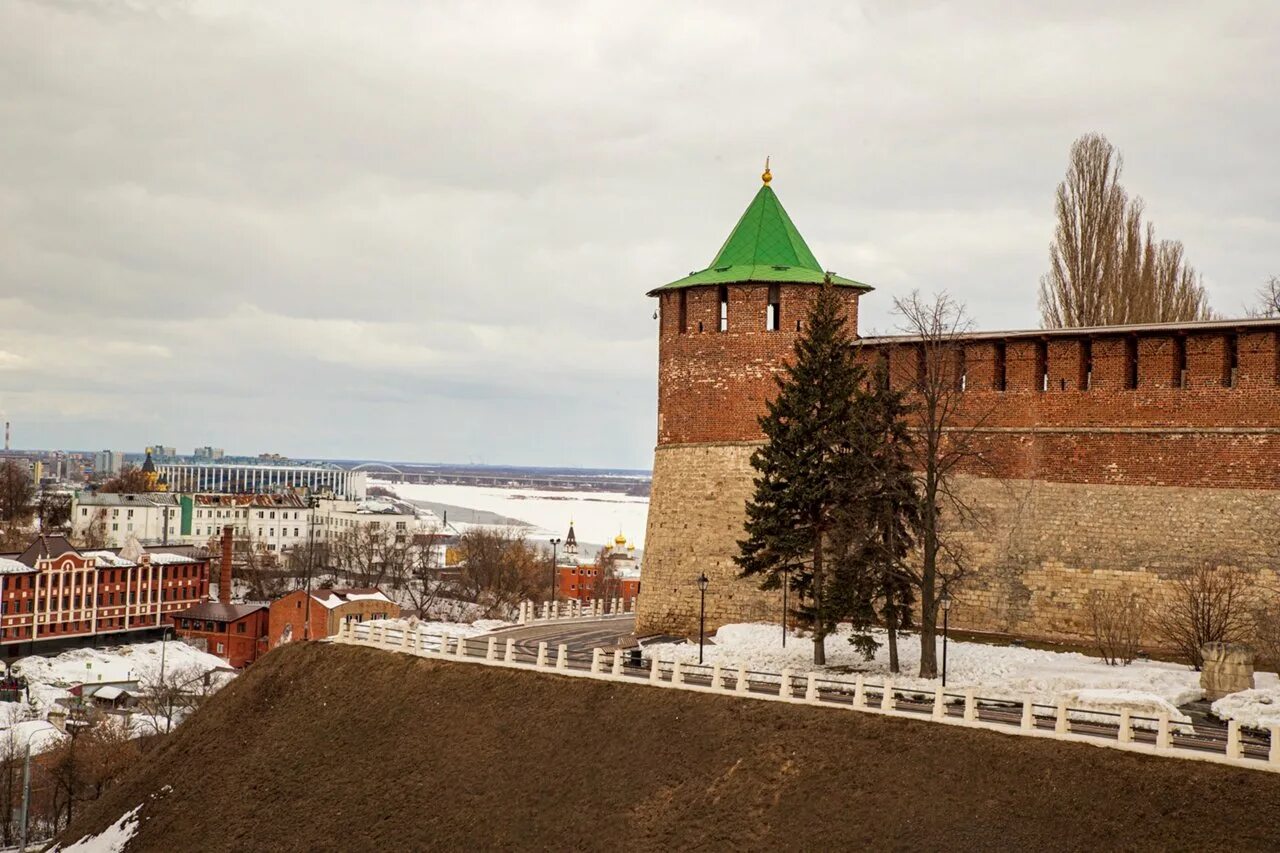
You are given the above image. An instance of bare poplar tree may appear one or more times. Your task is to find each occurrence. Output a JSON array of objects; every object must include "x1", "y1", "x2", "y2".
[
  {"x1": 1039, "y1": 133, "x2": 1211, "y2": 327},
  {"x1": 893, "y1": 291, "x2": 989, "y2": 679}
]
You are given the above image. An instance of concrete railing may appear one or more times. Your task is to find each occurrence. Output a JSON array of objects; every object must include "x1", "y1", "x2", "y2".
[
  {"x1": 331, "y1": 620, "x2": 1280, "y2": 775},
  {"x1": 515, "y1": 597, "x2": 636, "y2": 625}
]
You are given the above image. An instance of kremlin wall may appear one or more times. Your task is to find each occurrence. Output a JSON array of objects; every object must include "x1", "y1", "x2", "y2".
[{"x1": 636, "y1": 170, "x2": 1280, "y2": 644}]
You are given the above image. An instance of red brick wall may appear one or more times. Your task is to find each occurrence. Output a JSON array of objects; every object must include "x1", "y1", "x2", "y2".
[
  {"x1": 661, "y1": 305, "x2": 1280, "y2": 490},
  {"x1": 656, "y1": 283, "x2": 862, "y2": 445}
]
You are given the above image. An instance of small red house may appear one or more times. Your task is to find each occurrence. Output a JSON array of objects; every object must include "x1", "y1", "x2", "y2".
[{"x1": 172, "y1": 602, "x2": 269, "y2": 668}]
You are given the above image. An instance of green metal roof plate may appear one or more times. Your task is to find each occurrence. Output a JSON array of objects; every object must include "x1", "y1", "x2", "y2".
[{"x1": 649, "y1": 183, "x2": 871, "y2": 295}]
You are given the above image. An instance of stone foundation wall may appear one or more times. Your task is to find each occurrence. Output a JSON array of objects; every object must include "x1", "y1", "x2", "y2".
[{"x1": 636, "y1": 443, "x2": 1280, "y2": 643}]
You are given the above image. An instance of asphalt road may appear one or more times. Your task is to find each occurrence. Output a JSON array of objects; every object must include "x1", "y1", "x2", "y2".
[{"x1": 480, "y1": 615, "x2": 637, "y2": 655}]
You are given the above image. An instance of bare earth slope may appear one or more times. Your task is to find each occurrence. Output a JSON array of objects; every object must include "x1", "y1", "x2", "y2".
[{"x1": 61, "y1": 642, "x2": 1280, "y2": 852}]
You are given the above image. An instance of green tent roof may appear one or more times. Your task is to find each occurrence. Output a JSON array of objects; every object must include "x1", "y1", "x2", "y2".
[{"x1": 649, "y1": 183, "x2": 870, "y2": 295}]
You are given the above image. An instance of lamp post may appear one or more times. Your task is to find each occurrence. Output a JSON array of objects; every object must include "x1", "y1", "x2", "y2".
[
  {"x1": 549, "y1": 538, "x2": 561, "y2": 613},
  {"x1": 697, "y1": 573, "x2": 709, "y2": 665},
  {"x1": 781, "y1": 567, "x2": 789, "y2": 649},
  {"x1": 940, "y1": 592, "x2": 952, "y2": 688}
]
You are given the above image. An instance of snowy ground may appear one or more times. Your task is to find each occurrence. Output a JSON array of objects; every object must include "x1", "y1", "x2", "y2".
[
  {"x1": 0, "y1": 641, "x2": 234, "y2": 748},
  {"x1": 363, "y1": 616, "x2": 511, "y2": 638},
  {"x1": 386, "y1": 481, "x2": 650, "y2": 548},
  {"x1": 644, "y1": 623, "x2": 1280, "y2": 727},
  {"x1": 49, "y1": 803, "x2": 141, "y2": 853}
]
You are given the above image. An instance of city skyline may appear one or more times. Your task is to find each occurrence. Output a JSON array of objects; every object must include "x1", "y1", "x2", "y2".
[{"x1": 3, "y1": 2, "x2": 1278, "y2": 469}]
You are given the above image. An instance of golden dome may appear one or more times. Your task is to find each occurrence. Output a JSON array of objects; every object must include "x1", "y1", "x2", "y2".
[
  {"x1": 761, "y1": 156, "x2": 771, "y2": 185},
  {"x1": 614, "y1": 531, "x2": 627, "y2": 546}
]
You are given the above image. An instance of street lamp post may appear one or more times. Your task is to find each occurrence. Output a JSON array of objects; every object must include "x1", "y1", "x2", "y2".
[
  {"x1": 697, "y1": 573, "x2": 709, "y2": 665},
  {"x1": 941, "y1": 592, "x2": 952, "y2": 688},
  {"x1": 781, "y1": 567, "x2": 789, "y2": 649},
  {"x1": 549, "y1": 538, "x2": 561, "y2": 615}
]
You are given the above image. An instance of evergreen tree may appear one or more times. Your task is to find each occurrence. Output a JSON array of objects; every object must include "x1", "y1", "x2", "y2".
[
  {"x1": 736, "y1": 278, "x2": 865, "y2": 666},
  {"x1": 832, "y1": 364, "x2": 921, "y2": 673}
]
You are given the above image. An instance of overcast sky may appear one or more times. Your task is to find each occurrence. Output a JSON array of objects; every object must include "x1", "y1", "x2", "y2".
[{"x1": 2, "y1": 1, "x2": 1278, "y2": 470}]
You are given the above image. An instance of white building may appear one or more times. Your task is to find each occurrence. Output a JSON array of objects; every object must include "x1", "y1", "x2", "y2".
[
  {"x1": 71, "y1": 493, "x2": 181, "y2": 547},
  {"x1": 312, "y1": 497, "x2": 437, "y2": 544},
  {"x1": 188, "y1": 493, "x2": 312, "y2": 553},
  {"x1": 157, "y1": 463, "x2": 366, "y2": 499}
]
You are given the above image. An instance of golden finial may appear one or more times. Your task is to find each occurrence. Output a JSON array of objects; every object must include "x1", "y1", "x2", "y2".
[{"x1": 761, "y1": 156, "x2": 772, "y2": 185}]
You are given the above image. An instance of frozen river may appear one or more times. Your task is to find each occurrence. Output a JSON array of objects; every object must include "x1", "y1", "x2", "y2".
[{"x1": 384, "y1": 481, "x2": 651, "y2": 549}]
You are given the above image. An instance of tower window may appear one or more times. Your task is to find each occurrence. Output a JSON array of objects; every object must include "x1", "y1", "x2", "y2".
[
  {"x1": 993, "y1": 342, "x2": 1007, "y2": 391},
  {"x1": 955, "y1": 346, "x2": 967, "y2": 392},
  {"x1": 718, "y1": 286, "x2": 729, "y2": 332},
  {"x1": 766, "y1": 285, "x2": 781, "y2": 331},
  {"x1": 1036, "y1": 341, "x2": 1048, "y2": 392},
  {"x1": 1125, "y1": 336, "x2": 1139, "y2": 389},
  {"x1": 678, "y1": 290, "x2": 687, "y2": 334},
  {"x1": 1225, "y1": 333, "x2": 1239, "y2": 387},
  {"x1": 1080, "y1": 339, "x2": 1093, "y2": 390},
  {"x1": 1174, "y1": 336, "x2": 1187, "y2": 388}
]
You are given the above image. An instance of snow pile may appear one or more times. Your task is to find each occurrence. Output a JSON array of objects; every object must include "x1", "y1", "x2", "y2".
[
  {"x1": 1212, "y1": 688, "x2": 1280, "y2": 730},
  {"x1": 644, "y1": 623, "x2": 1208, "y2": 720},
  {"x1": 1058, "y1": 689, "x2": 1193, "y2": 728},
  {"x1": 49, "y1": 803, "x2": 141, "y2": 852},
  {"x1": 362, "y1": 617, "x2": 507, "y2": 638}
]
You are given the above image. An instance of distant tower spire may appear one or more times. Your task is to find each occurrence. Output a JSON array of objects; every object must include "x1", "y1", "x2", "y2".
[
  {"x1": 761, "y1": 156, "x2": 771, "y2": 185},
  {"x1": 564, "y1": 519, "x2": 578, "y2": 556}
]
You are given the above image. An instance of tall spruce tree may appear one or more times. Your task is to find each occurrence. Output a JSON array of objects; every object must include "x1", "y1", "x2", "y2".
[
  {"x1": 832, "y1": 363, "x2": 921, "y2": 674},
  {"x1": 736, "y1": 278, "x2": 866, "y2": 666}
]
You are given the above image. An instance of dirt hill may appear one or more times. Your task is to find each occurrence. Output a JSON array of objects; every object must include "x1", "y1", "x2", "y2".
[{"x1": 58, "y1": 642, "x2": 1280, "y2": 852}]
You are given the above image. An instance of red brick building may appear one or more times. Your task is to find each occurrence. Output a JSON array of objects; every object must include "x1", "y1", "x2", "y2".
[
  {"x1": 637, "y1": 168, "x2": 1280, "y2": 642},
  {"x1": 0, "y1": 535, "x2": 210, "y2": 656},
  {"x1": 171, "y1": 602, "x2": 269, "y2": 668},
  {"x1": 268, "y1": 587, "x2": 395, "y2": 648}
]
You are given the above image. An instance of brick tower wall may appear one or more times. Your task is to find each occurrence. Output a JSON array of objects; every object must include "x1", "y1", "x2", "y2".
[{"x1": 637, "y1": 299, "x2": 1280, "y2": 643}]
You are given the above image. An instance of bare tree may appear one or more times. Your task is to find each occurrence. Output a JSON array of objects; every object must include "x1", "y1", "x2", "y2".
[
  {"x1": 393, "y1": 528, "x2": 447, "y2": 617},
  {"x1": 1151, "y1": 563, "x2": 1254, "y2": 669},
  {"x1": 36, "y1": 492, "x2": 72, "y2": 533},
  {"x1": 134, "y1": 662, "x2": 216, "y2": 736},
  {"x1": 454, "y1": 527, "x2": 549, "y2": 618},
  {"x1": 1248, "y1": 275, "x2": 1280, "y2": 318},
  {"x1": 1039, "y1": 133, "x2": 1211, "y2": 327},
  {"x1": 73, "y1": 508, "x2": 110, "y2": 550},
  {"x1": 98, "y1": 465, "x2": 152, "y2": 494},
  {"x1": 893, "y1": 291, "x2": 991, "y2": 679},
  {"x1": 327, "y1": 523, "x2": 413, "y2": 589},
  {"x1": 0, "y1": 461, "x2": 34, "y2": 525},
  {"x1": 1086, "y1": 588, "x2": 1148, "y2": 666}
]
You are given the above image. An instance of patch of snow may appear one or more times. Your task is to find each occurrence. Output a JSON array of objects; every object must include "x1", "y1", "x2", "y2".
[
  {"x1": 48, "y1": 803, "x2": 141, "y2": 852},
  {"x1": 0, "y1": 558, "x2": 31, "y2": 574},
  {"x1": 363, "y1": 617, "x2": 499, "y2": 638},
  {"x1": 1212, "y1": 688, "x2": 1280, "y2": 730},
  {"x1": 643, "y1": 622, "x2": 1212, "y2": 722},
  {"x1": 8, "y1": 640, "x2": 233, "y2": 720}
]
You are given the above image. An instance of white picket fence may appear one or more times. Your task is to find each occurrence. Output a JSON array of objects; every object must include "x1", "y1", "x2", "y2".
[
  {"x1": 515, "y1": 597, "x2": 636, "y2": 625},
  {"x1": 332, "y1": 620, "x2": 1280, "y2": 775}
]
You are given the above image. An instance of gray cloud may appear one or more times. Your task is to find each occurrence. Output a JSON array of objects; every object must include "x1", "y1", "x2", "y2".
[{"x1": 1, "y1": 0, "x2": 1278, "y2": 466}]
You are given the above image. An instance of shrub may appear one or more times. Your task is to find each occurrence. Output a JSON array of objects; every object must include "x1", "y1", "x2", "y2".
[
  {"x1": 1151, "y1": 564, "x2": 1254, "y2": 670},
  {"x1": 1086, "y1": 589, "x2": 1147, "y2": 666}
]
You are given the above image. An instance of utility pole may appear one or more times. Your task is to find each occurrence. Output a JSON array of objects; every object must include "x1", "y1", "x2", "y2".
[{"x1": 18, "y1": 744, "x2": 30, "y2": 852}]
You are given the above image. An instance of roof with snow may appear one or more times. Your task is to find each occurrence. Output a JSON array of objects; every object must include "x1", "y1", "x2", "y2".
[
  {"x1": 1, "y1": 537, "x2": 207, "y2": 570},
  {"x1": 310, "y1": 588, "x2": 392, "y2": 609},
  {"x1": 175, "y1": 602, "x2": 269, "y2": 623},
  {"x1": 75, "y1": 493, "x2": 181, "y2": 507}
]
